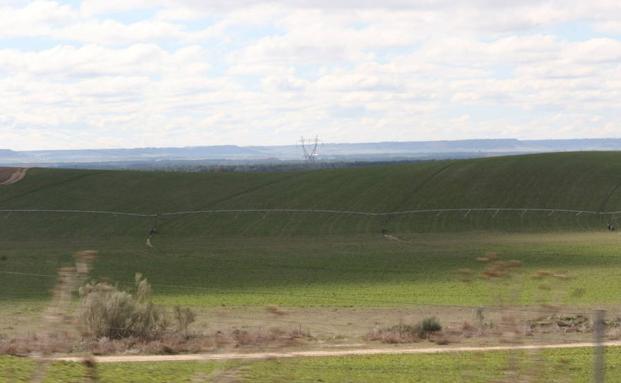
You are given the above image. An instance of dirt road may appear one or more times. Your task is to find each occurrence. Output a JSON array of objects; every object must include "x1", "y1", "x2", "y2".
[
  {"x1": 53, "y1": 340, "x2": 621, "y2": 364},
  {"x1": 0, "y1": 168, "x2": 28, "y2": 185}
]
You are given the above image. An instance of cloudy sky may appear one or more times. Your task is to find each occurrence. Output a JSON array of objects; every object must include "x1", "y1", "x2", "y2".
[{"x1": 1, "y1": 1, "x2": 620, "y2": 150}]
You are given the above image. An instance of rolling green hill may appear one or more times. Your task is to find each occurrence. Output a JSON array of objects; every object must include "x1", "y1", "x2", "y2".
[
  {"x1": 3, "y1": 152, "x2": 621, "y2": 307},
  {"x1": 1, "y1": 152, "x2": 621, "y2": 239}
]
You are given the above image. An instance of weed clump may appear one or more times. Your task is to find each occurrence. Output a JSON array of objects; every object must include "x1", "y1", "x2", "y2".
[
  {"x1": 231, "y1": 327, "x2": 311, "y2": 347},
  {"x1": 367, "y1": 317, "x2": 443, "y2": 344},
  {"x1": 366, "y1": 324, "x2": 420, "y2": 343},
  {"x1": 266, "y1": 304, "x2": 287, "y2": 316},
  {"x1": 78, "y1": 274, "x2": 167, "y2": 340},
  {"x1": 173, "y1": 306, "x2": 196, "y2": 337}
]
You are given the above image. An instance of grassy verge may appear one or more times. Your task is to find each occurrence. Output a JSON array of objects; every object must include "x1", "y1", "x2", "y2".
[
  {"x1": 244, "y1": 347, "x2": 621, "y2": 382},
  {"x1": 0, "y1": 358, "x2": 221, "y2": 383},
  {"x1": 2, "y1": 347, "x2": 621, "y2": 382}
]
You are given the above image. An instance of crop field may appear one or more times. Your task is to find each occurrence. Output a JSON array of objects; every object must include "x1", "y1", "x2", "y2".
[
  {"x1": 2, "y1": 232, "x2": 621, "y2": 308},
  {"x1": 3, "y1": 347, "x2": 621, "y2": 382},
  {"x1": 2, "y1": 152, "x2": 621, "y2": 240}
]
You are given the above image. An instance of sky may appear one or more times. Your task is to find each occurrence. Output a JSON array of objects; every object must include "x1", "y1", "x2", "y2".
[{"x1": 0, "y1": 1, "x2": 620, "y2": 150}]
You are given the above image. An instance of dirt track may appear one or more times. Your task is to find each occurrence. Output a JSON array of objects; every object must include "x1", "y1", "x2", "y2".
[
  {"x1": 0, "y1": 168, "x2": 28, "y2": 185},
  {"x1": 53, "y1": 340, "x2": 621, "y2": 364}
]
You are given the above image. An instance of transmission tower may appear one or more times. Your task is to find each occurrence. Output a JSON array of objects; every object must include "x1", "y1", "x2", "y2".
[{"x1": 300, "y1": 136, "x2": 320, "y2": 163}]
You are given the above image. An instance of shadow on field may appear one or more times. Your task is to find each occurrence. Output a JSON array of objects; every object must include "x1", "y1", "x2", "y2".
[{"x1": 3, "y1": 232, "x2": 621, "y2": 306}]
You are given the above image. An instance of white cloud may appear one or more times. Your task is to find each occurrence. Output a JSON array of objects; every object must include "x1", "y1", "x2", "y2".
[
  {"x1": 0, "y1": 1, "x2": 620, "y2": 150},
  {"x1": 0, "y1": 1, "x2": 77, "y2": 37},
  {"x1": 78, "y1": 0, "x2": 156, "y2": 16}
]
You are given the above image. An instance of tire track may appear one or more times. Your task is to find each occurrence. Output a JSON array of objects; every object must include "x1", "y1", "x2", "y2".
[
  {"x1": 381, "y1": 161, "x2": 455, "y2": 231},
  {"x1": 156, "y1": 172, "x2": 305, "y2": 232},
  {"x1": 598, "y1": 178, "x2": 621, "y2": 213},
  {"x1": 0, "y1": 171, "x2": 102, "y2": 206},
  {"x1": 0, "y1": 168, "x2": 29, "y2": 186}
]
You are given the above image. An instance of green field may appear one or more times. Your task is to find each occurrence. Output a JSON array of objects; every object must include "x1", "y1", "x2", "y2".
[
  {"x1": 2, "y1": 152, "x2": 621, "y2": 240},
  {"x1": 3, "y1": 232, "x2": 621, "y2": 307},
  {"x1": 2, "y1": 347, "x2": 620, "y2": 382},
  {"x1": 2, "y1": 152, "x2": 621, "y2": 308}
]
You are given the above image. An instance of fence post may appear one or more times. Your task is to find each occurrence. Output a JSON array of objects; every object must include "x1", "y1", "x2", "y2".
[{"x1": 593, "y1": 309, "x2": 606, "y2": 383}]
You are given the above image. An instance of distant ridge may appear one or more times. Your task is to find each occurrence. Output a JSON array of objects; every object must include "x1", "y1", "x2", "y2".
[
  {"x1": 0, "y1": 149, "x2": 25, "y2": 160},
  {"x1": 2, "y1": 138, "x2": 621, "y2": 168}
]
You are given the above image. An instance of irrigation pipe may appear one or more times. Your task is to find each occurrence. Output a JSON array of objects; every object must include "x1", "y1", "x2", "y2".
[{"x1": 0, "y1": 207, "x2": 618, "y2": 217}]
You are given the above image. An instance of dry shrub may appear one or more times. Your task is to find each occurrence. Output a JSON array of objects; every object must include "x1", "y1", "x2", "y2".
[
  {"x1": 432, "y1": 335, "x2": 451, "y2": 345},
  {"x1": 367, "y1": 318, "x2": 443, "y2": 344},
  {"x1": 461, "y1": 321, "x2": 478, "y2": 338},
  {"x1": 0, "y1": 333, "x2": 76, "y2": 356},
  {"x1": 78, "y1": 274, "x2": 167, "y2": 340},
  {"x1": 140, "y1": 334, "x2": 219, "y2": 355},
  {"x1": 231, "y1": 327, "x2": 311, "y2": 347},
  {"x1": 265, "y1": 305, "x2": 287, "y2": 316},
  {"x1": 81, "y1": 326, "x2": 312, "y2": 354},
  {"x1": 366, "y1": 324, "x2": 421, "y2": 344},
  {"x1": 2, "y1": 328, "x2": 233, "y2": 357},
  {"x1": 173, "y1": 306, "x2": 196, "y2": 337},
  {"x1": 1, "y1": 325, "x2": 317, "y2": 356},
  {"x1": 79, "y1": 332, "x2": 220, "y2": 355},
  {"x1": 527, "y1": 314, "x2": 591, "y2": 334}
]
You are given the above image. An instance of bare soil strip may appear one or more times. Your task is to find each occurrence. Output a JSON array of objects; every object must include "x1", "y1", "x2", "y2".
[
  {"x1": 53, "y1": 341, "x2": 621, "y2": 364},
  {"x1": 0, "y1": 168, "x2": 14, "y2": 184},
  {"x1": 0, "y1": 168, "x2": 28, "y2": 185}
]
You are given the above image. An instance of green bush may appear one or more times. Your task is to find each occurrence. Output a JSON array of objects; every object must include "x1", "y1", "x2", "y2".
[
  {"x1": 78, "y1": 274, "x2": 167, "y2": 340},
  {"x1": 420, "y1": 317, "x2": 442, "y2": 335}
]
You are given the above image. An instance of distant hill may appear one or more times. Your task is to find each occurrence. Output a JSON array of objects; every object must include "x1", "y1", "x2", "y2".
[
  {"x1": 2, "y1": 138, "x2": 621, "y2": 168},
  {"x1": 23, "y1": 145, "x2": 265, "y2": 162},
  {"x1": 1, "y1": 152, "x2": 621, "y2": 239},
  {"x1": 0, "y1": 149, "x2": 25, "y2": 160}
]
